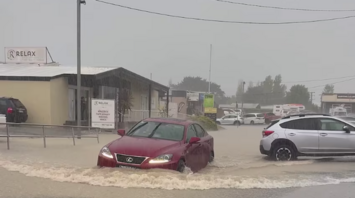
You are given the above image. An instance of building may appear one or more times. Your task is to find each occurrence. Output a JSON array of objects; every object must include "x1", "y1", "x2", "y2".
[
  {"x1": 321, "y1": 93, "x2": 355, "y2": 114},
  {"x1": 0, "y1": 64, "x2": 169, "y2": 126}
]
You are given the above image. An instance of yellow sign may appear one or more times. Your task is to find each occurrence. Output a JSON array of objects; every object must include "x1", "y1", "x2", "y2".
[{"x1": 204, "y1": 107, "x2": 217, "y2": 114}]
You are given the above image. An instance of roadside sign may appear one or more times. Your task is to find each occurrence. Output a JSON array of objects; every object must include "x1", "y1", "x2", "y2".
[
  {"x1": 203, "y1": 94, "x2": 214, "y2": 108},
  {"x1": 91, "y1": 99, "x2": 115, "y2": 129},
  {"x1": 204, "y1": 107, "x2": 217, "y2": 113}
]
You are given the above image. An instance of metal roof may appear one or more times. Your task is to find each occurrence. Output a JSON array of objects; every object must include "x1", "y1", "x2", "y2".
[{"x1": 0, "y1": 64, "x2": 115, "y2": 77}]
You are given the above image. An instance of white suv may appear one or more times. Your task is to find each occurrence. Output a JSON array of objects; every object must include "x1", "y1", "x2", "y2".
[{"x1": 260, "y1": 114, "x2": 355, "y2": 161}]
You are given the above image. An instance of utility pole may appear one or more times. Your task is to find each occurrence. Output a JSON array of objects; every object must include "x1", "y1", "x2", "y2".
[
  {"x1": 208, "y1": 44, "x2": 212, "y2": 93},
  {"x1": 77, "y1": 0, "x2": 86, "y2": 138},
  {"x1": 241, "y1": 81, "x2": 245, "y2": 109}
]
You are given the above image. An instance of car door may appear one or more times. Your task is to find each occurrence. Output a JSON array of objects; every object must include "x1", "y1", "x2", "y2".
[
  {"x1": 280, "y1": 118, "x2": 319, "y2": 153},
  {"x1": 244, "y1": 114, "x2": 251, "y2": 124},
  {"x1": 193, "y1": 124, "x2": 211, "y2": 168},
  {"x1": 220, "y1": 115, "x2": 230, "y2": 124},
  {"x1": 225, "y1": 115, "x2": 236, "y2": 124},
  {"x1": 317, "y1": 118, "x2": 355, "y2": 153},
  {"x1": 184, "y1": 124, "x2": 204, "y2": 172}
]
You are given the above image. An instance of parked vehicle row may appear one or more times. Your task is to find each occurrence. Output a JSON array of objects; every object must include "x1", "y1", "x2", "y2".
[{"x1": 216, "y1": 113, "x2": 265, "y2": 125}]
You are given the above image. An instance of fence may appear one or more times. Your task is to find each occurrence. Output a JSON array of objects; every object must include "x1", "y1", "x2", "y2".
[{"x1": 0, "y1": 122, "x2": 101, "y2": 150}]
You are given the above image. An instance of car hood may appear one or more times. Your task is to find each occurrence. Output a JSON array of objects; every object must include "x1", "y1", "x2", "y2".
[{"x1": 108, "y1": 136, "x2": 181, "y2": 157}]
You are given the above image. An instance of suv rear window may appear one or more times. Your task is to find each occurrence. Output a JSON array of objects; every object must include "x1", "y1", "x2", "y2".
[
  {"x1": 10, "y1": 99, "x2": 25, "y2": 108},
  {"x1": 266, "y1": 119, "x2": 279, "y2": 129}
]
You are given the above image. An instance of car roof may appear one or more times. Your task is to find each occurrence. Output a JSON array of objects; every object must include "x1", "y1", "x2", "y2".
[
  {"x1": 0, "y1": 97, "x2": 18, "y2": 100},
  {"x1": 143, "y1": 117, "x2": 194, "y2": 125}
]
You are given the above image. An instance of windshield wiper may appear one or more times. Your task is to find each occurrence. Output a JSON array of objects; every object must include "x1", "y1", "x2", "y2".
[
  {"x1": 148, "y1": 123, "x2": 162, "y2": 138},
  {"x1": 127, "y1": 122, "x2": 148, "y2": 135}
]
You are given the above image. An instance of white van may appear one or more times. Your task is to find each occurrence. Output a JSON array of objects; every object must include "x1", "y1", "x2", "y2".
[{"x1": 243, "y1": 113, "x2": 265, "y2": 125}]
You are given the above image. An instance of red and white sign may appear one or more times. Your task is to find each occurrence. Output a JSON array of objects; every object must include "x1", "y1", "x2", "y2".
[{"x1": 91, "y1": 99, "x2": 115, "y2": 129}]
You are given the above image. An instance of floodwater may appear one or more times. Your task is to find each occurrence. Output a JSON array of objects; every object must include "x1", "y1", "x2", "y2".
[{"x1": 1, "y1": 125, "x2": 355, "y2": 193}]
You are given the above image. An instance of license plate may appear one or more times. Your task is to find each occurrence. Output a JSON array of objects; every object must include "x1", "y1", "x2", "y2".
[
  {"x1": 18, "y1": 110, "x2": 23, "y2": 113},
  {"x1": 119, "y1": 165, "x2": 138, "y2": 169}
]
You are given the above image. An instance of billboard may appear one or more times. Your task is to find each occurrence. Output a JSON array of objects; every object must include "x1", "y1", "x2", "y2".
[
  {"x1": 187, "y1": 92, "x2": 199, "y2": 101},
  {"x1": 5, "y1": 47, "x2": 47, "y2": 64},
  {"x1": 203, "y1": 94, "x2": 214, "y2": 108},
  {"x1": 91, "y1": 99, "x2": 115, "y2": 129}
]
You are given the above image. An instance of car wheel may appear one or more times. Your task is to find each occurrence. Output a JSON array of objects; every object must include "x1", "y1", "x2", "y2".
[
  {"x1": 250, "y1": 120, "x2": 254, "y2": 125},
  {"x1": 209, "y1": 151, "x2": 214, "y2": 163},
  {"x1": 177, "y1": 159, "x2": 186, "y2": 173},
  {"x1": 233, "y1": 121, "x2": 240, "y2": 126},
  {"x1": 216, "y1": 121, "x2": 221, "y2": 125},
  {"x1": 271, "y1": 144, "x2": 297, "y2": 161},
  {"x1": 265, "y1": 119, "x2": 270, "y2": 124}
]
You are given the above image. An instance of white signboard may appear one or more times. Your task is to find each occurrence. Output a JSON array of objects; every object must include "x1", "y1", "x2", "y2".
[
  {"x1": 91, "y1": 99, "x2": 115, "y2": 129},
  {"x1": 5, "y1": 47, "x2": 47, "y2": 64},
  {"x1": 187, "y1": 92, "x2": 199, "y2": 101}
]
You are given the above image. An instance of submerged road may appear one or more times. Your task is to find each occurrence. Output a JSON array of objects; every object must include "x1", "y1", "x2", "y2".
[{"x1": 0, "y1": 125, "x2": 354, "y2": 197}]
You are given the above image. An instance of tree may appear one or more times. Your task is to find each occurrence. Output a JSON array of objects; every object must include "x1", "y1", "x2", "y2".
[
  {"x1": 171, "y1": 76, "x2": 226, "y2": 104},
  {"x1": 286, "y1": 85, "x2": 310, "y2": 105},
  {"x1": 323, "y1": 84, "x2": 334, "y2": 94},
  {"x1": 272, "y1": 74, "x2": 287, "y2": 104}
]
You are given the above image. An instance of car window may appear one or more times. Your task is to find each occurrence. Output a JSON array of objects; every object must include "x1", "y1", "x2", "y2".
[
  {"x1": 10, "y1": 99, "x2": 25, "y2": 108},
  {"x1": 230, "y1": 115, "x2": 237, "y2": 118},
  {"x1": 267, "y1": 113, "x2": 275, "y2": 116},
  {"x1": 186, "y1": 125, "x2": 197, "y2": 143},
  {"x1": 127, "y1": 121, "x2": 185, "y2": 141},
  {"x1": 0, "y1": 99, "x2": 7, "y2": 107},
  {"x1": 318, "y1": 118, "x2": 355, "y2": 131},
  {"x1": 280, "y1": 118, "x2": 318, "y2": 130},
  {"x1": 257, "y1": 114, "x2": 264, "y2": 117},
  {"x1": 193, "y1": 124, "x2": 205, "y2": 137}
]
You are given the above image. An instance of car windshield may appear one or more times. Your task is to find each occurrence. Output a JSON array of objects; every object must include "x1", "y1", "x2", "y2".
[
  {"x1": 338, "y1": 117, "x2": 355, "y2": 121},
  {"x1": 127, "y1": 121, "x2": 185, "y2": 141}
]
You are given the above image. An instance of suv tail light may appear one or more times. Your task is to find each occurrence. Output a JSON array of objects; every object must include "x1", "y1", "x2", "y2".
[
  {"x1": 262, "y1": 130, "x2": 274, "y2": 137},
  {"x1": 7, "y1": 107, "x2": 13, "y2": 114}
]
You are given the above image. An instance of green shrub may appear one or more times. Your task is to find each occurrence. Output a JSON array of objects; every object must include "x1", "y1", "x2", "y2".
[{"x1": 189, "y1": 115, "x2": 218, "y2": 131}]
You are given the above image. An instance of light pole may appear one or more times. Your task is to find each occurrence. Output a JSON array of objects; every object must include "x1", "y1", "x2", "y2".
[
  {"x1": 241, "y1": 81, "x2": 245, "y2": 109},
  {"x1": 77, "y1": 0, "x2": 86, "y2": 138}
]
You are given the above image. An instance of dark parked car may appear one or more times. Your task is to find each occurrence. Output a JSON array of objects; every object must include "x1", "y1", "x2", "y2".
[
  {"x1": 97, "y1": 118, "x2": 214, "y2": 173},
  {"x1": 0, "y1": 97, "x2": 28, "y2": 123}
]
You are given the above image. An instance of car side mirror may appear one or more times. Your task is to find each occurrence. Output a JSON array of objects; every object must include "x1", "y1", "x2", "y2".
[
  {"x1": 117, "y1": 129, "x2": 125, "y2": 136},
  {"x1": 189, "y1": 137, "x2": 200, "y2": 144},
  {"x1": 343, "y1": 126, "x2": 350, "y2": 133}
]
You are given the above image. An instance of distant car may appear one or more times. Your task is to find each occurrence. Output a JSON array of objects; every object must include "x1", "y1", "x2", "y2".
[
  {"x1": 0, "y1": 97, "x2": 28, "y2": 123},
  {"x1": 263, "y1": 112, "x2": 281, "y2": 124},
  {"x1": 216, "y1": 115, "x2": 243, "y2": 125},
  {"x1": 97, "y1": 118, "x2": 214, "y2": 173},
  {"x1": 243, "y1": 113, "x2": 265, "y2": 125}
]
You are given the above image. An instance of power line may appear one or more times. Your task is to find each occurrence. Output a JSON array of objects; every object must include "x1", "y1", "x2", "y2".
[
  {"x1": 95, "y1": 0, "x2": 355, "y2": 25},
  {"x1": 216, "y1": 0, "x2": 355, "y2": 12}
]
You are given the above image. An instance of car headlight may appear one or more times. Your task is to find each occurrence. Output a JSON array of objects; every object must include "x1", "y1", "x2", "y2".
[
  {"x1": 149, "y1": 154, "x2": 173, "y2": 164},
  {"x1": 100, "y1": 146, "x2": 113, "y2": 159}
]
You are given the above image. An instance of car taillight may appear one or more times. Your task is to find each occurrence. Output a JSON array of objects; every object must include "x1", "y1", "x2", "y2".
[
  {"x1": 7, "y1": 108, "x2": 13, "y2": 114},
  {"x1": 262, "y1": 130, "x2": 274, "y2": 137}
]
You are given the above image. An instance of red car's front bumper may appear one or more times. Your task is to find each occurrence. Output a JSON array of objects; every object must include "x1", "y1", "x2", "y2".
[{"x1": 97, "y1": 154, "x2": 179, "y2": 171}]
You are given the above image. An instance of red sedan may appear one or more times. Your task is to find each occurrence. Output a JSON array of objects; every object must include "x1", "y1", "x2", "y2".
[{"x1": 97, "y1": 118, "x2": 214, "y2": 173}]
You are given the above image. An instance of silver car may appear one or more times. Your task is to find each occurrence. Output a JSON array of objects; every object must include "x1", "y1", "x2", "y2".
[
  {"x1": 216, "y1": 115, "x2": 243, "y2": 125},
  {"x1": 260, "y1": 114, "x2": 355, "y2": 161}
]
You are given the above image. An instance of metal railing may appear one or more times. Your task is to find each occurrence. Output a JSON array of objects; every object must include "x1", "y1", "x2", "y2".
[{"x1": 0, "y1": 122, "x2": 101, "y2": 150}]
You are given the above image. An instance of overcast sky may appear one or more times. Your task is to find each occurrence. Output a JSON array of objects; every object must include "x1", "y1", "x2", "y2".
[{"x1": 1, "y1": 0, "x2": 355, "y2": 103}]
